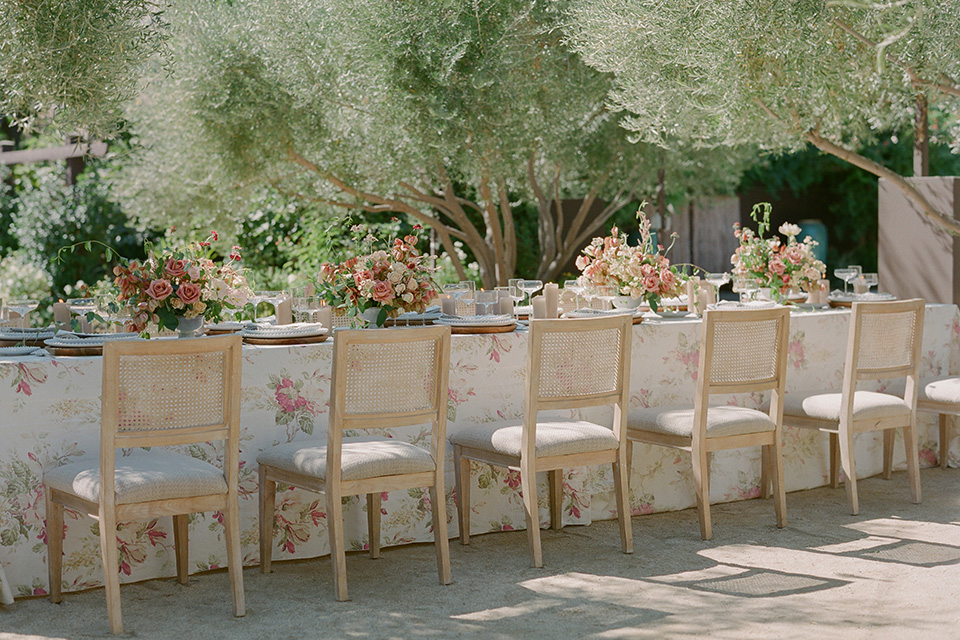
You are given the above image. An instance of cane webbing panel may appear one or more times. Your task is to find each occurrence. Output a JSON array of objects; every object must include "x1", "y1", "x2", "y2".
[
  {"x1": 343, "y1": 339, "x2": 438, "y2": 415},
  {"x1": 116, "y1": 352, "x2": 225, "y2": 433},
  {"x1": 710, "y1": 317, "x2": 782, "y2": 386},
  {"x1": 537, "y1": 327, "x2": 622, "y2": 398},
  {"x1": 857, "y1": 310, "x2": 917, "y2": 371}
]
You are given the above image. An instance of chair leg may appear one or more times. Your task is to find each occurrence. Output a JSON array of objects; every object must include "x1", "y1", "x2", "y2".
[
  {"x1": 772, "y1": 433, "x2": 787, "y2": 529},
  {"x1": 98, "y1": 509, "x2": 123, "y2": 634},
  {"x1": 882, "y1": 429, "x2": 895, "y2": 480},
  {"x1": 692, "y1": 444, "x2": 712, "y2": 540},
  {"x1": 940, "y1": 414, "x2": 950, "y2": 469},
  {"x1": 366, "y1": 493, "x2": 381, "y2": 559},
  {"x1": 453, "y1": 445, "x2": 471, "y2": 545},
  {"x1": 612, "y1": 451, "x2": 633, "y2": 554},
  {"x1": 903, "y1": 421, "x2": 922, "y2": 504},
  {"x1": 45, "y1": 489, "x2": 63, "y2": 604},
  {"x1": 519, "y1": 459, "x2": 543, "y2": 568},
  {"x1": 429, "y1": 479, "x2": 452, "y2": 586},
  {"x1": 258, "y1": 466, "x2": 276, "y2": 573},
  {"x1": 326, "y1": 489, "x2": 349, "y2": 601},
  {"x1": 173, "y1": 514, "x2": 189, "y2": 585},
  {"x1": 224, "y1": 499, "x2": 246, "y2": 617},
  {"x1": 838, "y1": 426, "x2": 859, "y2": 515},
  {"x1": 760, "y1": 444, "x2": 772, "y2": 499},
  {"x1": 829, "y1": 432, "x2": 840, "y2": 488},
  {"x1": 548, "y1": 470, "x2": 563, "y2": 531},
  {"x1": 625, "y1": 439, "x2": 634, "y2": 491}
]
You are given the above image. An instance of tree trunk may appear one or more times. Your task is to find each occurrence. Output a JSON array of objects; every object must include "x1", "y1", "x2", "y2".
[{"x1": 914, "y1": 94, "x2": 929, "y2": 178}]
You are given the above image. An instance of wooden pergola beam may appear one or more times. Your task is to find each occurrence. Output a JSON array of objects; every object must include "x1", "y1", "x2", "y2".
[{"x1": 0, "y1": 140, "x2": 107, "y2": 165}]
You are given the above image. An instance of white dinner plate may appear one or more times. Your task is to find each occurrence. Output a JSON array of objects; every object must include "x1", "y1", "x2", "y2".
[
  {"x1": 435, "y1": 315, "x2": 516, "y2": 327},
  {"x1": 0, "y1": 346, "x2": 43, "y2": 357}
]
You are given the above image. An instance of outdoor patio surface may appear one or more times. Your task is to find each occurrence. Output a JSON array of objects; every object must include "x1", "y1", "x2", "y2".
[{"x1": 2, "y1": 468, "x2": 958, "y2": 639}]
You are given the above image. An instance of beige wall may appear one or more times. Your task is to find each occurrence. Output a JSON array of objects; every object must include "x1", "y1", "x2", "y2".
[{"x1": 878, "y1": 177, "x2": 960, "y2": 305}]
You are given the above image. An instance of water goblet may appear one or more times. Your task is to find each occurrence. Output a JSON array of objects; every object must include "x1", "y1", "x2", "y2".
[
  {"x1": 520, "y1": 280, "x2": 543, "y2": 307},
  {"x1": 256, "y1": 290, "x2": 288, "y2": 323},
  {"x1": 6, "y1": 299, "x2": 38, "y2": 329},
  {"x1": 596, "y1": 285, "x2": 618, "y2": 309},
  {"x1": 474, "y1": 290, "x2": 499, "y2": 316},
  {"x1": 861, "y1": 272, "x2": 879, "y2": 295},
  {"x1": 563, "y1": 279, "x2": 584, "y2": 309},
  {"x1": 733, "y1": 278, "x2": 760, "y2": 305},
  {"x1": 704, "y1": 272, "x2": 730, "y2": 304},
  {"x1": 833, "y1": 268, "x2": 857, "y2": 295}
]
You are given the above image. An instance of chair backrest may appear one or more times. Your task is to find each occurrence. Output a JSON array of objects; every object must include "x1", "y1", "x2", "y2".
[
  {"x1": 695, "y1": 307, "x2": 790, "y2": 437},
  {"x1": 524, "y1": 315, "x2": 632, "y2": 452},
  {"x1": 100, "y1": 335, "x2": 243, "y2": 504},
  {"x1": 327, "y1": 326, "x2": 452, "y2": 475},
  {"x1": 844, "y1": 299, "x2": 925, "y2": 403}
]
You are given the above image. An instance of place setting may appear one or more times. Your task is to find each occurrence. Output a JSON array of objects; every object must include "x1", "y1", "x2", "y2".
[{"x1": 239, "y1": 322, "x2": 330, "y2": 345}]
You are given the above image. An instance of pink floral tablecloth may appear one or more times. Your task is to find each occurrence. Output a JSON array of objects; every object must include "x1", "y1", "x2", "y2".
[{"x1": 0, "y1": 304, "x2": 957, "y2": 600}]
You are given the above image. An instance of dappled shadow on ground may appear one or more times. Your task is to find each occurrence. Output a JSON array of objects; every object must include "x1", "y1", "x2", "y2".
[{"x1": 2, "y1": 470, "x2": 958, "y2": 639}]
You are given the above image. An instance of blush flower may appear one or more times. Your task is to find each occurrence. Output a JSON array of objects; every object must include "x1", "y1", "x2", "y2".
[
  {"x1": 146, "y1": 279, "x2": 173, "y2": 301},
  {"x1": 177, "y1": 282, "x2": 202, "y2": 304}
]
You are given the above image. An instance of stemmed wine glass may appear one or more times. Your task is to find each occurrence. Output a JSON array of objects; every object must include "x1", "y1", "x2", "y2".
[
  {"x1": 733, "y1": 278, "x2": 760, "y2": 305},
  {"x1": 563, "y1": 279, "x2": 584, "y2": 310},
  {"x1": 519, "y1": 280, "x2": 543, "y2": 307},
  {"x1": 704, "y1": 272, "x2": 730, "y2": 305},
  {"x1": 596, "y1": 285, "x2": 617, "y2": 309},
  {"x1": 66, "y1": 298, "x2": 97, "y2": 330},
  {"x1": 442, "y1": 282, "x2": 469, "y2": 315},
  {"x1": 833, "y1": 267, "x2": 858, "y2": 295},
  {"x1": 861, "y1": 272, "x2": 879, "y2": 295},
  {"x1": 6, "y1": 299, "x2": 38, "y2": 329},
  {"x1": 255, "y1": 290, "x2": 289, "y2": 323}
]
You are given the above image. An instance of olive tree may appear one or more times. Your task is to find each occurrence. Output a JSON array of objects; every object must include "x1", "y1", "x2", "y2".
[
  {"x1": 568, "y1": 0, "x2": 960, "y2": 233},
  {"x1": 0, "y1": 0, "x2": 166, "y2": 137},
  {"x1": 120, "y1": 0, "x2": 747, "y2": 287}
]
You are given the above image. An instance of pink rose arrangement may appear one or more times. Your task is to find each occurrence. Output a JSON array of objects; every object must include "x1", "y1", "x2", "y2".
[
  {"x1": 317, "y1": 223, "x2": 439, "y2": 326},
  {"x1": 575, "y1": 210, "x2": 684, "y2": 310},
  {"x1": 112, "y1": 232, "x2": 253, "y2": 334},
  {"x1": 731, "y1": 203, "x2": 825, "y2": 301}
]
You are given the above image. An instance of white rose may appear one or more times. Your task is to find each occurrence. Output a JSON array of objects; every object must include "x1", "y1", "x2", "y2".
[
  {"x1": 402, "y1": 292, "x2": 414, "y2": 304},
  {"x1": 778, "y1": 222, "x2": 801, "y2": 238}
]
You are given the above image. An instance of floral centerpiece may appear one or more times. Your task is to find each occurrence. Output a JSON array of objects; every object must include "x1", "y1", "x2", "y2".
[
  {"x1": 111, "y1": 232, "x2": 252, "y2": 334},
  {"x1": 575, "y1": 210, "x2": 685, "y2": 311},
  {"x1": 317, "y1": 223, "x2": 440, "y2": 326},
  {"x1": 731, "y1": 203, "x2": 826, "y2": 302}
]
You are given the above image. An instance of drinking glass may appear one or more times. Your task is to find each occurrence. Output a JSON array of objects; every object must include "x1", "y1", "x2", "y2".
[
  {"x1": 733, "y1": 278, "x2": 760, "y2": 305},
  {"x1": 293, "y1": 295, "x2": 320, "y2": 323},
  {"x1": 507, "y1": 278, "x2": 525, "y2": 305},
  {"x1": 704, "y1": 272, "x2": 730, "y2": 303},
  {"x1": 6, "y1": 299, "x2": 38, "y2": 329},
  {"x1": 861, "y1": 272, "x2": 879, "y2": 295},
  {"x1": 255, "y1": 290, "x2": 288, "y2": 322},
  {"x1": 442, "y1": 282, "x2": 469, "y2": 300},
  {"x1": 474, "y1": 290, "x2": 499, "y2": 315},
  {"x1": 596, "y1": 285, "x2": 617, "y2": 309},
  {"x1": 520, "y1": 280, "x2": 543, "y2": 306},
  {"x1": 833, "y1": 268, "x2": 857, "y2": 295},
  {"x1": 563, "y1": 279, "x2": 584, "y2": 309}
]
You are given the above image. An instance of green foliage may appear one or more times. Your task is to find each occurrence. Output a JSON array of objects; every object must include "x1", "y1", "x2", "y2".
[
  {"x1": 0, "y1": 0, "x2": 168, "y2": 137},
  {"x1": 8, "y1": 161, "x2": 156, "y2": 297}
]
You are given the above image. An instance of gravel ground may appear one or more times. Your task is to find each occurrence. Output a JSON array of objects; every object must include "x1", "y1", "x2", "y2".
[{"x1": 2, "y1": 468, "x2": 959, "y2": 639}]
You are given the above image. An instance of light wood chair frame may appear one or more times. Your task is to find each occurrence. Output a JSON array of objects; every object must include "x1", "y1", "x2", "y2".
[
  {"x1": 45, "y1": 335, "x2": 245, "y2": 634},
  {"x1": 453, "y1": 315, "x2": 634, "y2": 568},
  {"x1": 626, "y1": 307, "x2": 791, "y2": 540},
  {"x1": 258, "y1": 325, "x2": 452, "y2": 601},
  {"x1": 785, "y1": 299, "x2": 925, "y2": 515},
  {"x1": 917, "y1": 394, "x2": 956, "y2": 470}
]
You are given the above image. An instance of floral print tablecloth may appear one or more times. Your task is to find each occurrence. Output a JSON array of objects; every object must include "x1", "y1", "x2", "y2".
[{"x1": 1, "y1": 305, "x2": 957, "y2": 600}]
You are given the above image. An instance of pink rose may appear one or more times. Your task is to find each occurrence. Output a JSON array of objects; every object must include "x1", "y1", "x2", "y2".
[
  {"x1": 660, "y1": 270, "x2": 676, "y2": 289},
  {"x1": 643, "y1": 274, "x2": 660, "y2": 293},
  {"x1": 186, "y1": 265, "x2": 202, "y2": 280},
  {"x1": 371, "y1": 280, "x2": 395, "y2": 303},
  {"x1": 164, "y1": 258, "x2": 187, "y2": 278},
  {"x1": 146, "y1": 279, "x2": 173, "y2": 301},
  {"x1": 177, "y1": 282, "x2": 201, "y2": 305},
  {"x1": 769, "y1": 256, "x2": 786, "y2": 275}
]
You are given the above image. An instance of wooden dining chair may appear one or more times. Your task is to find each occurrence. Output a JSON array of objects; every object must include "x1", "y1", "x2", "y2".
[
  {"x1": 784, "y1": 299, "x2": 925, "y2": 515},
  {"x1": 912, "y1": 376, "x2": 960, "y2": 469},
  {"x1": 43, "y1": 335, "x2": 245, "y2": 634},
  {"x1": 450, "y1": 315, "x2": 634, "y2": 568},
  {"x1": 626, "y1": 307, "x2": 790, "y2": 540},
  {"x1": 257, "y1": 325, "x2": 452, "y2": 601}
]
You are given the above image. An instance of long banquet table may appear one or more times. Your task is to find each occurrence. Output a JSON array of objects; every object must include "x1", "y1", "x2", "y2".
[{"x1": 1, "y1": 304, "x2": 957, "y2": 600}]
